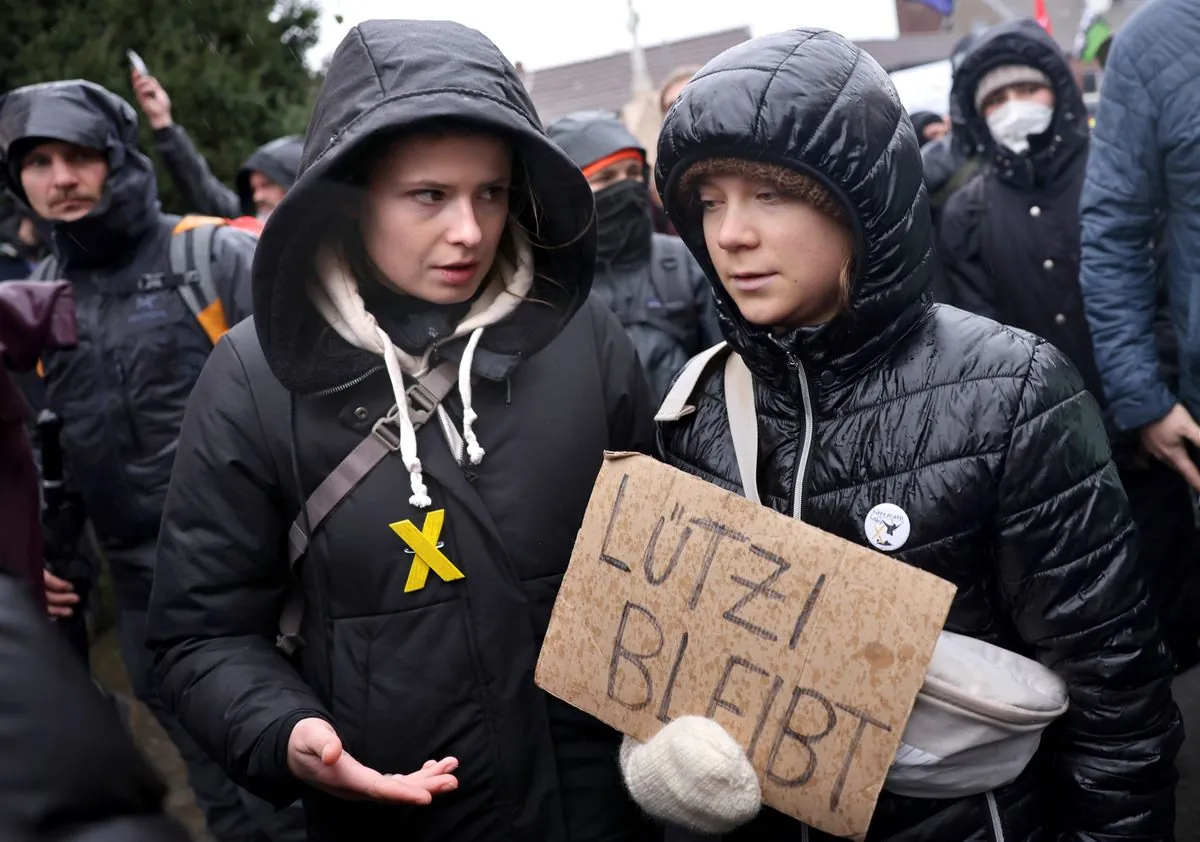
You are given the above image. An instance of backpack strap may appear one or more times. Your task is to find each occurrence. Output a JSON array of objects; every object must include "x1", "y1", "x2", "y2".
[
  {"x1": 276, "y1": 361, "x2": 459, "y2": 655},
  {"x1": 655, "y1": 341, "x2": 729, "y2": 422},
  {"x1": 169, "y1": 217, "x2": 230, "y2": 346},
  {"x1": 30, "y1": 254, "x2": 60, "y2": 281},
  {"x1": 723, "y1": 352, "x2": 760, "y2": 504},
  {"x1": 654, "y1": 343, "x2": 760, "y2": 503}
]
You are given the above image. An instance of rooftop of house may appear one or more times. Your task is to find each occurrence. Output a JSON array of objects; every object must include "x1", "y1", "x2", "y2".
[
  {"x1": 520, "y1": 27, "x2": 751, "y2": 125},
  {"x1": 521, "y1": 2, "x2": 1150, "y2": 122}
]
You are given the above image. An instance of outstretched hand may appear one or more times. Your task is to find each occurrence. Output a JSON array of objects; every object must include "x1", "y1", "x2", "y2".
[{"x1": 287, "y1": 717, "x2": 459, "y2": 803}]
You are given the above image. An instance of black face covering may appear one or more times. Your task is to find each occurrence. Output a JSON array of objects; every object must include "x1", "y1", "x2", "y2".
[{"x1": 594, "y1": 178, "x2": 653, "y2": 269}]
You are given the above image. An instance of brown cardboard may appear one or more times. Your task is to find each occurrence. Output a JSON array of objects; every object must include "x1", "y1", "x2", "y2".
[{"x1": 535, "y1": 453, "x2": 956, "y2": 840}]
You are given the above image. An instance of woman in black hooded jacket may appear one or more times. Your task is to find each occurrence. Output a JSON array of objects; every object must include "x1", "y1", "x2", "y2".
[
  {"x1": 619, "y1": 28, "x2": 1181, "y2": 842},
  {"x1": 145, "y1": 19, "x2": 657, "y2": 842}
]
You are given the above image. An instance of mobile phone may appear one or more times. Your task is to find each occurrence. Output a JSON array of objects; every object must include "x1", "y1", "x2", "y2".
[{"x1": 127, "y1": 50, "x2": 149, "y2": 76}]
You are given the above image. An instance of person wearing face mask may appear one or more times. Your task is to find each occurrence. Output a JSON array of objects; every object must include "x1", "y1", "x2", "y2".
[
  {"x1": 548, "y1": 111, "x2": 720, "y2": 401},
  {"x1": 939, "y1": 19, "x2": 1200, "y2": 673}
]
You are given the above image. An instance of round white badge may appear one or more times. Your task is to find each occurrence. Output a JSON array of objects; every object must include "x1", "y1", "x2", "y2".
[{"x1": 864, "y1": 503, "x2": 910, "y2": 552}]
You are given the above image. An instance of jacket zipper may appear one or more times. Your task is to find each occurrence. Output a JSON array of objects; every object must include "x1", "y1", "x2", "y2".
[
  {"x1": 789, "y1": 354, "x2": 815, "y2": 521},
  {"x1": 113, "y1": 356, "x2": 142, "y2": 448},
  {"x1": 986, "y1": 791, "x2": 1005, "y2": 842},
  {"x1": 309, "y1": 365, "x2": 383, "y2": 397}
]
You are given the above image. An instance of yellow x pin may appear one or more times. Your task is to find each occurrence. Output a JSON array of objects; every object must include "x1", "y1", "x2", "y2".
[{"x1": 390, "y1": 509, "x2": 465, "y2": 593}]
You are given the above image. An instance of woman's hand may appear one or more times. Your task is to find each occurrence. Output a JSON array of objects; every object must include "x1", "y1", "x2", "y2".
[{"x1": 287, "y1": 717, "x2": 458, "y2": 803}]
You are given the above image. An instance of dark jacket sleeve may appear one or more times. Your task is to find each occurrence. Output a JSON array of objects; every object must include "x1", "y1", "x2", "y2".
[
  {"x1": 995, "y1": 341, "x2": 1182, "y2": 840},
  {"x1": 591, "y1": 296, "x2": 656, "y2": 455},
  {"x1": 1078, "y1": 33, "x2": 1174, "y2": 432},
  {"x1": 937, "y1": 177, "x2": 999, "y2": 321},
  {"x1": 153, "y1": 124, "x2": 242, "y2": 219},
  {"x1": 209, "y1": 225, "x2": 256, "y2": 325},
  {"x1": 0, "y1": 575, "x2": 191, "y2": 842},
  {"x1": 147, "y1": 332, "x2": 330, "y2": 804}
]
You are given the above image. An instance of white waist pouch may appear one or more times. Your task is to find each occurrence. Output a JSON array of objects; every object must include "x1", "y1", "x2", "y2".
[
  {"x1": 885, "y1": 631, "x2": 1068, "y2": 798},
  {"x1": 657, "y1": 348, "x2": 1070, "y2": 802}
]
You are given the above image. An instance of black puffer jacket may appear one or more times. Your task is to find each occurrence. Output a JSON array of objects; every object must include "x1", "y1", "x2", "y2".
[
  {"x1": 148, "y1": 20, "x2": 657, "y2": 842},
  {"x1": 153, "y1": 125, "x2": 303, "y2": 218},
  {"x1": 0, "y1": 81, "x2": 255, "y2": 576},
  {"x1": 655, "y1": 28, "x2": 1180, "y2": 842},
  {"x1": 0, "y1": 575, "x2": 189, "y2": 842}
]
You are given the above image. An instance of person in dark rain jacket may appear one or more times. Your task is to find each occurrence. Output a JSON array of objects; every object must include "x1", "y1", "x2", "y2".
[
  {"x1": 939, "y1": 19, "x2": 1200, "y2": 672},
  {"x1": 549, "y1": 111, "x2": 721, "y2": 401},
  {"x1": 146, "y1": 19, "x2": 658, "y2": 842},
  {"x1": 132, "y1": 70, "x2": 301, "y2": 222},
  {"x1": 618, "y1": 27, "x2": 1181, "y2": 842},
  {"x1": 0, "y1": 80, "x2": 294, "y2": 842}
]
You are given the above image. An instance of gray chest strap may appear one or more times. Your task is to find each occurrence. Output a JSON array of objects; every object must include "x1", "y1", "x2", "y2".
[
  {"x1": 654, "y1": 341, "x2": 760, "y2": 504},
  {"x1": 276, "y1": 361, "x2": 458, "y2": 655}
]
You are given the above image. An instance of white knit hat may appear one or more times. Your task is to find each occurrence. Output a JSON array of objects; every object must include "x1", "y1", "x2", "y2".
[{"x1": 974, "y1": 64, "x2": 1052, "y2": 112}]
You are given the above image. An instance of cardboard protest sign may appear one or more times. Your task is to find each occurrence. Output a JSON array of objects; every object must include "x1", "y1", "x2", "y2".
[{"x1": 535, "y1": 453, "x2": 956, "y2": 840}]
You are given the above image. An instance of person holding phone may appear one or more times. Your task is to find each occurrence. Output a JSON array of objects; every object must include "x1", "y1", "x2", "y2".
[
  {"x1": 0, "y1": 78, "x2": 302, "y2": 842},
  {"x1": 130, "y1": 54, "x2": 301, "y2": 222}
]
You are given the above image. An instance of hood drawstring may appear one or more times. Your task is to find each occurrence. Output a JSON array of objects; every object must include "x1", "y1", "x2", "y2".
[
  {"x1": 380, "y1": 324, "x2": 485, "y2": 506},
  {"x1": 378, "y1": 326, "x2": 433, "y2": 507},
  {"x1": 459, "y1": 328, "x2": 486, "y2": 466}
]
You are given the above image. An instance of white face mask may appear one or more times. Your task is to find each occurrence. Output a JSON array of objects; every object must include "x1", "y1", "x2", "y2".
[{"x1": 985, "y1": 99, "x2": 1054, "y2": 155}]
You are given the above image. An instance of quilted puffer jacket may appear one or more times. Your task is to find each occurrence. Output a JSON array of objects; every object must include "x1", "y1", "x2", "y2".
[
  {"x1": 654, "y1": 27, "x2": 1182, "y2": 842},
  {"x1": 1080, "y1": 0, "x2": 1200, "y2": 430}
]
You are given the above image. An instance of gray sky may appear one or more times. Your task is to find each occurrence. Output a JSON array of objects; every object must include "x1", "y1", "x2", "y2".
[{"x1": 313, "y1": 0, "x2": 901, "y2": 71}]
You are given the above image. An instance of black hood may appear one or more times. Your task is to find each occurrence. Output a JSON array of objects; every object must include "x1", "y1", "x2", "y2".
[
  {"x1": 548, "y1": 110, "x2": 652, "y2": 271},
  {"x1": 950, "y1": 19, "x2": 1089, "y2": 188},
  {"x1": 0, "y1": 80, "x2": 159, "y2": 267},
  {"x1": 235, "y1": 134, "x2": 303, "y2": 216},
  {"x1": 253, "y1": 20, "x2": 596, "y2": 394},
  {"x1": 547, "y1": 111, "x2": 645, "y2": 169},
  {"x1": 656, "y1": 28, "x2": 932, "y2": 389}
]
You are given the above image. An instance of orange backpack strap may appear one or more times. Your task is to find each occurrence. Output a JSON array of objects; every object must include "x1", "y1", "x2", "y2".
[
  {"x1": 172, "y1": 214, "x2": 229, "y2": 235},
  {"x1": 169, "y1": 218, "x2": 231, "y2": 346},
  {"x1": 228, "y1": 215, "x2": 265, "y2": 237}
]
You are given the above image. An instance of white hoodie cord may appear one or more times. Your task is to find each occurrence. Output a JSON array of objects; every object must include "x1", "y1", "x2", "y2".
[
  {"x1": 378, "y1": 327, "x2": 432, "y2": 507},
  {"x1": 459, "y1": 327, "x2": 486, "y2": 465}
]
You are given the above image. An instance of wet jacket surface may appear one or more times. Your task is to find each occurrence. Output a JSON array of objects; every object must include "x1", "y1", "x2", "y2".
[
  {"x1": 147, "y1": 20, "x2": 658, "y2": 842},
  {"x1": 0, "y1": 574, "x2": 190, "y2": 842},
  {"x1": 655, "y1": 28, "x2": 1181, "y2": 842},
  {"x1": 0, "y1": 81, "x2": 256, "y2": 570}
]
